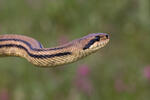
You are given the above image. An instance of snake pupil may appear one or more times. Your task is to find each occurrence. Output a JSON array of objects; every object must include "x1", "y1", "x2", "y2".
[{"x1": 105, "y1": 35, "x2": 109, "y2": 39}]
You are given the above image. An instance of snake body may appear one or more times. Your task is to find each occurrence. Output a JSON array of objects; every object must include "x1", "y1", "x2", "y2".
[{"x1": 0, "y1": 33, "x2": 109, "y2": 67}]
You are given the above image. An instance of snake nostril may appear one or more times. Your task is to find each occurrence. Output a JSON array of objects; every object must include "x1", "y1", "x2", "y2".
[{"x1": 105, "y1": 34, "x2": 109, "y2": 39}]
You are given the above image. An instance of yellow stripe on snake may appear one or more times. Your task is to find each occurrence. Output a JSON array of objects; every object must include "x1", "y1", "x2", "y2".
[{"x1": 0, "y1": 33, "x2": 109, "y2": 67}]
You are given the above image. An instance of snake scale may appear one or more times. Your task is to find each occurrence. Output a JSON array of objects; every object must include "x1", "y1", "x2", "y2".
[{"x1": 0, "y1": 33, "x2": 109, "y2": 67}]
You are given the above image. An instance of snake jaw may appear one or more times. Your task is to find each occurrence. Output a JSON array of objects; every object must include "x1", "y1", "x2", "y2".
[{"x1": 89, "y1": 38, "x2": 109, "y2": 51}]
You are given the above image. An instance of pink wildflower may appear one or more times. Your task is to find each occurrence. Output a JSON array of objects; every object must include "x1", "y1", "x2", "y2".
[
  {"x1": 0, "y1": 88, "x2": 9, "y2": 100},
  {"x1": 143, "y1": 66, "x2": 150, "y2": 80},
  {"x1": 74, "y1": 64, "x2": 93, "y2": 96},
  {"x1": 77, "y1": 64, "x2": 90, "y2": 77}
]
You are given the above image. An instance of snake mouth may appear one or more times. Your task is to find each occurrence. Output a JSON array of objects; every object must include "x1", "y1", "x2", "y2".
[
  {"x1": 99, "y1": 39, "x2": 109, "y2": 47},
  {"x1": 89, "y1": 38, "x2": 109, "y2": 50}
]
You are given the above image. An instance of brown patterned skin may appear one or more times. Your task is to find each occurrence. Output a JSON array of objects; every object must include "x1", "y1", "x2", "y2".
[{"x1": 0, "y1": 33, "x2": 109, "y2": 67}]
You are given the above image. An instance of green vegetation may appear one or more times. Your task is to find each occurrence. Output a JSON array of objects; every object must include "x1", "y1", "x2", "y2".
[{"x1": 0, "y1": 0, "x2": 150, "y2": 100}]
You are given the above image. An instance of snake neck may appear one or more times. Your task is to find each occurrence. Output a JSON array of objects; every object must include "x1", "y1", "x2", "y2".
[{"x1": 0, "y1": 35, "x2": 83, "y2": 67}]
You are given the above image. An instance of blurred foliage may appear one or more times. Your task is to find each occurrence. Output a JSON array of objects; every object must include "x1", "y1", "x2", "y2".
[{"x1": 0, "y1": 0, "x2": 150, "y2": 100}]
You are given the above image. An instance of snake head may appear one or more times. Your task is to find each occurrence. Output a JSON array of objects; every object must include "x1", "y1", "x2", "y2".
[{"x1": 79, "y1": 33, "x2": 109, "y2": 52}]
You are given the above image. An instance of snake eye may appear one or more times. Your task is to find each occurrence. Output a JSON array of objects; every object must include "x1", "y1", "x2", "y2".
[
  {"x1": 105, "y1": 34, "x2": 109, "y2": 39},
  {"x1": 95, "y1": 36, "x2": 100, "y2": 41}
]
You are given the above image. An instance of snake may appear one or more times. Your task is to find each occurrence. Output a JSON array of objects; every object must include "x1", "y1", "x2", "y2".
[{"x1": 0, "y1": 33, "x2": 109, "y2": 67}]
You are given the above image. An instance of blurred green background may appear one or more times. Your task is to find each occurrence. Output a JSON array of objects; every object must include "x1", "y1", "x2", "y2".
[{"x1": 0, "y1": 0, "x2": 150, "y2": 100}]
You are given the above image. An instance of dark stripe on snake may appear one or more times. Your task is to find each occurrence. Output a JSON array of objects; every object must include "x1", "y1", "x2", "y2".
[
  {"x1": 0, "y1": 44, "x2": 72, "y2": 58},
  {"x1": 83, "y1": 36, "x2": 100, "y2": 50},
  {"x1": 0, "y1": 39, "x2": 65, "y2": 51}
]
